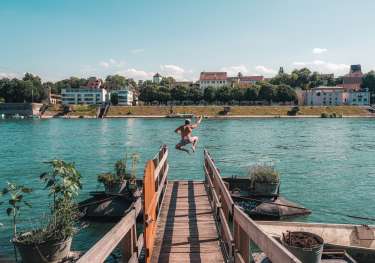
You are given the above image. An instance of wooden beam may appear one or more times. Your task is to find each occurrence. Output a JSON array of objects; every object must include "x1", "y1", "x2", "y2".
[
  {"x1": 233, "y1": 206, "x2": 302, "y2": 263},
  {"x1": 154, "y1": 150, "x2": 168, "y2": 180},
  {"x1": 77, "y1": 210, "x2": 136, "y2": 263}
]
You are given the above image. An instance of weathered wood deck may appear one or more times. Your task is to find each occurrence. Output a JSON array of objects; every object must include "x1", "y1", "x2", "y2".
[{"x1": 151, "y1": 181, "x2": 225, "y2": 263}]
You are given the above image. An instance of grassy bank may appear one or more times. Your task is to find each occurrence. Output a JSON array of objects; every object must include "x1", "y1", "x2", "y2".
[{"x1": 107, "y1": 105, "x2": 371, "y2": 117}]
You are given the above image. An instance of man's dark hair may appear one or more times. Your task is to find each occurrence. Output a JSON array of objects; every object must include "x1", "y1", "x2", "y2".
[{"x1": 185, "y1": 119, "x2": 191, "y2": 125}]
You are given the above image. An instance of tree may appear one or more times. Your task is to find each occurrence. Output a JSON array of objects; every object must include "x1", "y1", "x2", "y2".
[
  {"x1": 157, "y1": 86, "x2": 171, "y2": 104},
  {"x1": 187, "y1": 87, "x2": 203, "y2": 104},
  {"x1": 362, "y1": 71, "x2": 375, "y2": 103},
  {"x1": 160, "y1": 77, "x2": 176, "y2": 87},
  {"x1": 258, "y1": 83, "x2": 275, "y2": 102},
  {"x1": 274, "y1": 84, "x2": 297, "y2": 103},
  {"x1": 0, "y1": 73, "x2": 47, "y2": 103},
  {"x1": 216, "y1": 86, "x2": 232, "y2": 103},
  {"x1": 203, "y1": 86, "x2": 216, "y2": 104},
  {"x1": 362, "y1": 71, "x2": 375, "y2": 92},
  {"x1": 171, "y1": 85, "x2": 188, "y2": 103},
  {"x1": 105, "y1": 75, "x2": 126, "y2": 90},
  {"x1": 290, "y1": 68, "x2": 311, "y2": 89},
  {"x1": 139, "y1": 85, "x2": 158, "y2": 104},
  {"x1": 110, "y1": 93, "x2": 119, "y2": 105},
  {"x1": 231, "y1": 87, "x2": 244, "y2": 103},
  {"x1": 244, "y1": 86, "x2": 258, "y2": 101}
]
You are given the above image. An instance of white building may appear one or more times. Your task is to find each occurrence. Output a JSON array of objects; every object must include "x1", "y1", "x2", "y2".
[
  {"x1": 199, "y1": 72, "x2": 228, "y2": 89},
  {"x1": 111, "y1": 90, "x2": 134, "y2": 105},
  {"x1": 61, "y1": 88, "x2": 108, "y2": 105},
  {"x1": 348, "y1": 89, "x2": 370, "y2": 105},
  {"x1": 304, "y1": 86, "x2": 370, "y2": 106},
  {"x1": 153, "y1": 73, "x2": 162, "y2": 84}
]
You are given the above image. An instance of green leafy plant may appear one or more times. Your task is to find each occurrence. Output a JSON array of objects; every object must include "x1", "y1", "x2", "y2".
[
  {"x1": 248, "y1": 164, "x2": 280, "y2": 185},
  {"x1": 2, "y1": 182, "x2": 32, "y2": 261},
  {"x1": 38, "y1": 160, "x2": 82, "y2": 241},
  {"x1": 97, "y1": 153, "x2": 140, "y2": 190}
]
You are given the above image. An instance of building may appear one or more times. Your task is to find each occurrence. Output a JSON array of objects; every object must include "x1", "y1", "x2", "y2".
[
  {"x1": 199, "y1": 72, "x2": 227, "y2": 89},
  {"x1": 303, "y1": 86, "x2": 370, "y2": 106},
  {"x1": 153, "y1": 73, "x2": 162, "y2": 84},
  {"x1": 111, "y1": 89, "x2": 134, "y2": 105},
  {"x1": 338, "y1": 64, "x2": 363, "y2": 91},
  {"x1": 228, "y1": 73, "x2": 264, "y2": 87},
  {"x1": 348, "y1": 89, "x2": 370, "y2": 105},
  {"x1": 61, "y1": 88, "x2": 108, "y2": 105}
]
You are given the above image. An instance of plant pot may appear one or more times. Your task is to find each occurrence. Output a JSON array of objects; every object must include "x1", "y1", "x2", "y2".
[
  {"x1": 253, "y1": 182, "x2": 280, "y2": 195},
  {"x1": 282, "y1": 231, "x2": 324, "y2": 263},
  {"x1": 104, "y1": 180, "x2": 127, "y2": 194},
  {"x1": 13, "y1": 236, "x2": 72, "y2": 263}
]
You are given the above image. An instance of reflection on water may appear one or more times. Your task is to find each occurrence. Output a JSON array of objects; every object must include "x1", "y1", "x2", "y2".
[{"x1": 0, "y1": 118, "x2": 375, "y2": 257}]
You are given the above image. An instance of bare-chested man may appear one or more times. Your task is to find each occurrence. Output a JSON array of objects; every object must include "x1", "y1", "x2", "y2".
[{"x1": 175, "y1": 116, "x2": 203, "y2": 154}]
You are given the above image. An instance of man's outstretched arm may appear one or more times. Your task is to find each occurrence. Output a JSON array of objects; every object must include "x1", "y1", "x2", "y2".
[{"x1": 191, "y1": 115, "x2": 203, "y2": 129}]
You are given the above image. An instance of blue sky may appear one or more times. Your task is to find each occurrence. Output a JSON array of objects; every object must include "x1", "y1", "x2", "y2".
[{"x1": 1, "y1": 0, "x2": 374, "y2": 81}]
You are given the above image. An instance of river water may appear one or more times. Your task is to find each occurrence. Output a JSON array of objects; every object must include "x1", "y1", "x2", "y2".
[{"x1": 0, "y1": 118, "x2": 375, "y2": 257}]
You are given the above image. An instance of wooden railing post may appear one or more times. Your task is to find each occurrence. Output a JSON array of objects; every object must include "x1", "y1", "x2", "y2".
[{"x1": 204, "y1": 149, "x2": 301, "y2": 263}]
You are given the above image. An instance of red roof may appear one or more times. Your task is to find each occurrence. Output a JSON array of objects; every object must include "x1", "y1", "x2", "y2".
[
  {"x1": 240, "y1": 76, "x2": 264, "y2": 82},
  {"x1": 200, "y1": 72, "x2": 227, "y2": 81}
]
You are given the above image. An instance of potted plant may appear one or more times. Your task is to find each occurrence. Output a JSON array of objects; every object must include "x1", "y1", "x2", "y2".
[
  {"x1": 127, "y1": 153, "x2": 140, "y2": 193},
  {"x1": 3, "y1": 160, "x2": 82, "y2": 263},
  {"x1": 2, "y1": 182, "x2": 33, "y2": 262},
  {"x1": 97, "y1": 153, "x2": 139, "y2": 194},
  {"x1": 248, "y1": 164, "x2": 280, "y2": 195},
  {"x1": 282, "y1": 231, "x2": 324, "y2": 263}
]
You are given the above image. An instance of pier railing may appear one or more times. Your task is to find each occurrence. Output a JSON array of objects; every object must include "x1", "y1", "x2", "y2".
[
  {"x1": 77, "y1": 145, "x2": 168, "y2": 263},
  {"x1": 143, "y1": 145, "x2": 169, "y2": 263},
  {"x1": 77, "y1": 198, "x2": 142, "y2": 263},
  {"x1": 204, "y1": 150, "x2": 302, "y2": 263}
]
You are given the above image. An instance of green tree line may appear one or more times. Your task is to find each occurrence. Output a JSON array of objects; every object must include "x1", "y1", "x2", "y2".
[{"x1": 139, "y1": 82, "x2": 298, "y2": 104}]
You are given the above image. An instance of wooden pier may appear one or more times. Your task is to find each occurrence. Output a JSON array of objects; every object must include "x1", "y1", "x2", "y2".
[
  {"x1": 150, "y1": 181, "x2": 224, "y2": 262},
  {"x1": 78, "y1": 145, "x2": 302, "y2": 263}
]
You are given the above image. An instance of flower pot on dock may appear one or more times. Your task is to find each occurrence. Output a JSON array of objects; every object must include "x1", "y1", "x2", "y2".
[
  {"x1": 282, "y1": 231, "x2": 324, "y2": 263},
  {"x1": 104, "y1": 181, "x2": 127, "y2": 194},
  {"x1": 14, "y1": 236, "x2": 72, "y2": 263},
  {"x1": 253, "y1": 182, "x2": 280, "y2": 195}
]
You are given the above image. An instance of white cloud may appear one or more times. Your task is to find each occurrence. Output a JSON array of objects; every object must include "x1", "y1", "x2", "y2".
[
  {"x1": 255, "y1": 65, "x2": 277, "y2": 75},
  {"x1": 117, "y1": 68, "x2": 155, "y2": 80},
  {"x1": 312, "y1": 48, "x2": 328, "y2": 54},
  {"x1": 130, "y1": 49, "x2": 145, "y2": 54},
  {"x1": 0, "y1": 72, "x2": 18, "y2": 79},
  {"x1": 160, "y1": 64, "x2": 193, "y2": 81},
  {"x1": 99, "y1": 58, "x2": 126, "y2": 68},
  {"x1": 292, "y1": 60, "x2": 349, "y2": 74},
  {"x1": 99, "y1": 61, "x2": 110, "y2": 68},
  {"x1": 220, "y1": 65, "x2": 249, "y2": 76}
]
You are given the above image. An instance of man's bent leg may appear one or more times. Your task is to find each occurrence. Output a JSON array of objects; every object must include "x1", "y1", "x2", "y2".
[
  {"x1": 191, "y1": 136, "x2": 199, "y2": 152},
  {"x1": 176, "y1": 143, "x2": 190, "y2": 154}
]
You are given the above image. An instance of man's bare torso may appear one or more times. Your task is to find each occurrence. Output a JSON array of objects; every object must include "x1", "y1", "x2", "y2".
[{"x1": 178, "y1": 125, "x2": 192, "y2": 139}]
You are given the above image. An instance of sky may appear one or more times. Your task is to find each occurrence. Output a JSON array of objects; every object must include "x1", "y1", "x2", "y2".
[{"x1": 0, "y1": 0, "x2": 375, "y2": 81}]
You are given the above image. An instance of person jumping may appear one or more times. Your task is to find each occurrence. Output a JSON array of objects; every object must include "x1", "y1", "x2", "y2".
[{"x1": 175, "y1": 115, "x2": 203, "y2": 154}]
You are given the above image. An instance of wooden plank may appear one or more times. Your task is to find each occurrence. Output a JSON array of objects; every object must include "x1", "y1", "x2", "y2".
[
  {"x1": 154, "y1": 150, "x2": 168, "y2": 180},
  {"x1": 151, "y1": 181, "x2": 225, "y2": 263},
  {"x1": 77, "y1": 210, "x2": 136, "y2": 263},
  {"x1": 233, "y1": 206, "x2": 302, "y2": 263},
  {"x1": 235, "y1": 251, "x2": 246, "y2": 263},
  {"x1": 219, "y1": 208, "x2": 234, "y2": 258}
]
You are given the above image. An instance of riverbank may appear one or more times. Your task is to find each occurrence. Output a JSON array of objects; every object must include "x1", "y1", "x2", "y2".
[
  {"x1": 106, "y1": 105, "x2": 373, "y2": 117},
  {"x1": 41, "y1": 105, "x2": 374, "y2": 119}
]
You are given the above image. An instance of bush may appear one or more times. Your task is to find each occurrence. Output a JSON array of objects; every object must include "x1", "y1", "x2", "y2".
[
  {"x1": 287, "y1": 106, "x2": 300, "y2": 116},
  {"x1": 248, "y1": 164, "x2": 280, "y2": 184}
]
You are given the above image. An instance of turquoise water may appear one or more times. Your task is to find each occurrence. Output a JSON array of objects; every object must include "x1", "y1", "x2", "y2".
[{"x1": 1, "y1": 118, "x2": 375, "y2": 257}]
